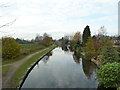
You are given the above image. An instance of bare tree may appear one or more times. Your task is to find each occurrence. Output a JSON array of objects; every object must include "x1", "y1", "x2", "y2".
[
  {"x1": 0, "y1": 2, "x2": 17, "y2": 36},
  {"x1": 98, "y1": 26, "x2": 107, "y2": 36},
  {"x1": 0, "y1": 19, "x2": 16, "y2": 28}
]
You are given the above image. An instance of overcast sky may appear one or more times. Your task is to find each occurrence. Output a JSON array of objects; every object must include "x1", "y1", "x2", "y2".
[{"x1": 0, "y1": 0, "x2": 119, "y2": 40}]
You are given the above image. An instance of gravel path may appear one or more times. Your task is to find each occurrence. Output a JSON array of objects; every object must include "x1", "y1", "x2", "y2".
[{"x1": 2, "y1": 48, "x2": 49, "y2": 88}]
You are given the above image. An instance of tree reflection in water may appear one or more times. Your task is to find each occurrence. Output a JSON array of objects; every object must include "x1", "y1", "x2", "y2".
[
  {"x1": 62, "y1": 46, "x2": 68, "y2": 51},
  {"x1": 59, "y1": 46, "x2": 98, "y2": 80},
  {"x1": 72, "y1": 51, "x2": 81, "y2": 64},
  {"x1": 82, "y1": 58, "x2": 98, "y2": 79},
  {"x1": 42, "y1": 52, "x2": 53, "y2": 63},
  {"x1": 70, "y1": 46, "x2": 98, "y2": 80}
]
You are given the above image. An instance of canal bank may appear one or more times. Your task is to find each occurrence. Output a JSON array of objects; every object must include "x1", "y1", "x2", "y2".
[
  {"x1": 4, "y1": 45, "x2": 56, "y2": 88},
  {"x1": 81, "y1": 53, "x2": 100, "y2": 68},
  {"x1": 91, "y1": 59, "x2": 100, "y2": 68},
  {"x1": 19, "y1": 46, "x2": 56, "y2": 88}
]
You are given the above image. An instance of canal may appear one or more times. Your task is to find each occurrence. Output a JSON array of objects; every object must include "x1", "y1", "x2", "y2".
[{"x1": 22, "y1": 47, "x2": 99, "y2": 88}]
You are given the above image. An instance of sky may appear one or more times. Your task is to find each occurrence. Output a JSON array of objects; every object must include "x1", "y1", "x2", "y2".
[{"x1": 0, "y1": 0, "x2": 119, "y2": 40}]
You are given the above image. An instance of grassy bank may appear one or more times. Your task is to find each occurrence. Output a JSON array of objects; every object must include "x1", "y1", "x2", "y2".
[
  {"x1": 9, "y1": 45, "x2": 56, "y2": 88},
  {"x1": 2, "y1": 65, "x2": 12, "y2": 74},
  {"x1": 3, "y1": 44, "x2": 46, "y2": 65}
]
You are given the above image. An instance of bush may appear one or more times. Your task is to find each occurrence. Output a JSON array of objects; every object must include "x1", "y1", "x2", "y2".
[
  {"x1": 2, "y1": 37, "x2": 20, "y2": 59},
  {"x1": 99, "y1": 45, "x2": 119, "y2": 64},
  {"x1": 97, "y1": 62, "x2": 120, "y2": 88},
  {"x1": 84, "y1": 51, "x2": 95, "y2": 60}
]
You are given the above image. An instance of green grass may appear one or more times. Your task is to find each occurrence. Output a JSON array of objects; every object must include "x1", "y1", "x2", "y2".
[
  {"x1": 20, "y1": 44, "x2": 46, "y2": 55},
  {"x1": 3, "y1": 55, "x2": 27, "y2": 65},
  {"x1": 2, "y1": 65, "x2": 12, "y2": 74},
  {"x1": 0, "y1": 67, "x2": 1, "y2": 74},
  {"x1": 9, "y1": 45, "x2": 56, "y2": 88}
]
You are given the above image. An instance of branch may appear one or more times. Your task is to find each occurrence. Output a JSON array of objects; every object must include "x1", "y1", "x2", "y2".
[
  {"x1": 0, "y1": 2, "x2": 13, "y2": 8},
  {"x1": 0, "y1": 19, "x2": 16, "y2": 28}
]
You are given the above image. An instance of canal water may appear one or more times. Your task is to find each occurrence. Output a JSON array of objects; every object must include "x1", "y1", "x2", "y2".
[{"x1": 22, "y1": 47, "x2": 99, "y2": 88}]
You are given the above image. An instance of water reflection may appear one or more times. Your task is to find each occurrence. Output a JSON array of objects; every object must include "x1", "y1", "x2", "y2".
[
  {"x1": 62, "y1": 46, "x2": 68, "y2": 51},
  {"x1": 72, "y1": 51, "x2": 81, "y2": 64},
  {"x1": 82, "y1": 58, "x2": 98, "y2": 79},
  {"x1": 62, "y1": 46, "x2": 74, "y2": 52},
  {"x1": 22, "y1": 47, "x2": 98, "y2": 88},
  {"x1": 72, "y1": 49, "x2": 98, "y2": 79},
  {"x1": 42, "y1": 52, "x2": 52, "y2": 63},
  {"x1": 61, "y1": 46, "x2": 74, "y2": 55}
]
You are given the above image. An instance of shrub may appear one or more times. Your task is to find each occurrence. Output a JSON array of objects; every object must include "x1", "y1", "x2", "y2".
[
  {"x1": 2, "y1": 37, "x2": 20, "y2": 59},
  {"x1": 99, "y1": 45, "x2": 119, "y2": 64},
  {"x1": 96, "y1": 55, "x2": 104, "y2": 66},
  {"x1": 84, "y1": 51, "x2": 95, "y2": 60},
  {"x1": 97, "y1": 62, "x2": 120, "y2": 88}
]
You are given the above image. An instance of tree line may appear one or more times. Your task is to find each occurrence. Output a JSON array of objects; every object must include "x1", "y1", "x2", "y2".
[
  {"x1": 2, "y1": 33, "x2": 53, "y2": 60},
  {"x1": 57, "y1": 25, "x2": 120, "y2": 89}
]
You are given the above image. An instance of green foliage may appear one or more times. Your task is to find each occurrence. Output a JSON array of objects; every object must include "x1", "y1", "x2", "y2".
[
  {"x1": 92, "y1": 36, "x2": 114, "y2": 57},
  {"x1": 82, "y1": 25, "x2": 91, "y2": 46},
  {"x1": 99, "y1": 45, "x2": 119, "y2": 64},
  {"x1": 96, "y1": 55, "x2": 104, "y2": 66},
  {"x1": 42, "y1": 36, "x2": 53, "y2": 46},
  {"x1": 70, "y1": 32, "x2": 81, "y2": 51},
  {"x1": 94, "y1": 39, "x2": 119, "y2": 65},
  {"x1": 64, "y1": 39, "x2": 69, "y2": 45},
  {"x1": 20, "y1": 44, "x2": 45, "y2": 55},
  {"x1": 3, "y1": 44, "x2": 46, "y2": 65},
  {"x1": 2, "y1": 37, "x2": 21, "y2": 59},
  {"x1": 84, "y1": 37, "x2": 95, "y2": 60},
  {"x1": 97, "y1": 62, "x2": 120, "y2": 88},
  {"x1": 84, "y1": 51, "x2": 95, "y2": 60},
  {"x1": 2, "y1": 65, "x2": 12, "y2": 74},
  {"x1": 73, "y1": 32, "x2": 81, "y2": 41}
]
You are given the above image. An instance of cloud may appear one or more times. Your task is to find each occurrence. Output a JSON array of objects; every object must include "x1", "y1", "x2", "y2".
[{"x1": 0, "y1": 0, "x2": 119, "y2": 39}]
